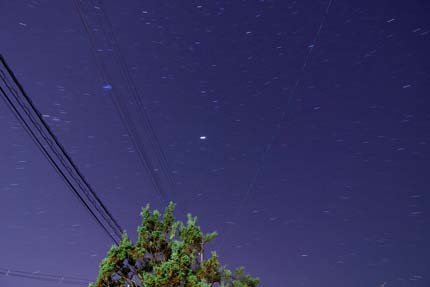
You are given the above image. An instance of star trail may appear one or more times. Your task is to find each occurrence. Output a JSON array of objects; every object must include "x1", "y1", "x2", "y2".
[{"x1": 1, "y1": 1, "x2": 429, "y2": 286}]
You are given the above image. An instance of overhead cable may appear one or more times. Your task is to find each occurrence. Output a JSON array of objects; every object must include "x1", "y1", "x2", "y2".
[
  {"x1": 0, "y1": 267, "x2": 91, "y2": 286},
  {"x1": 73, "y1": 0, "x2": 176, "y2": 202},
  {"x1": 0, "y1": 54, "x2": 123, "y2": 244}
]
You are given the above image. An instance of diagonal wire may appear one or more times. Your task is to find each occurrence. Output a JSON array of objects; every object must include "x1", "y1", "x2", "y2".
[
  {"x1": 217, "y1": 0, "x2": 335, "y2": 249},
  {"x1": 0, "y1": 54, "x2": 122, "y2": 244},
  {"x1": 91, "y1": 0, "x2": 177, "y2": 189},
  {"x1": 73, "y1": 0, "x2": 165, "y2": 201},
  {"x1": 73, "y1": 0, "x2": 176, "y2": 203},
  {"x1": 0, "y1": 267, "x2": 91, "y2": 285}
]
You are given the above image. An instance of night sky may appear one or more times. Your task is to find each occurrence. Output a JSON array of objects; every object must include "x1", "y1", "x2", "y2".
[{"x1": 1, "y1": 0, "x2": 430, "y2": 286}]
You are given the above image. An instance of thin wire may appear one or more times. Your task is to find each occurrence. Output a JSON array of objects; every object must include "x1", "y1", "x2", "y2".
[
  {"x1": 73, "y1": 0, "x2": 176, "y2": 203},
  {"x1": 0, "y1": 267, "x2": 91, "y2": 285},
  {"x1": 0, "y1": 55, "x2": 122, "y2": 244},
  {"x1": 92, "y1": 0, "x2": 176, "y2": 189},
  {"x1": 73, "y1": 0, "x2": 167, "y2": 201},
  {"x1": 0, "y1": 82, "x2": 120, "y2": 245},
  {"x1": 73, "y1": 1, "x2": 167, "y2": 202},
  {"x1": 0, "y1": 56, "x2": 122, "y2": 241},
  {"x1": 217, "y1": 0, "x2": 334, "y2": 248},
  {"x1": 93, "y1": 0, "x2": 177, "y2": 195}
]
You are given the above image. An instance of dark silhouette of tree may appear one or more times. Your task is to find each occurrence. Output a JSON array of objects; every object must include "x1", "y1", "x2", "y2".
[{"x1": 89, "y1": 202, "x2": 259, "y2": 287}]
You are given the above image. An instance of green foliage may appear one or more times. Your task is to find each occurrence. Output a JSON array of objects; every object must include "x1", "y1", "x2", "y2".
[{"x1": 89, "y1": 202, "x2": 259, "y2": 287}]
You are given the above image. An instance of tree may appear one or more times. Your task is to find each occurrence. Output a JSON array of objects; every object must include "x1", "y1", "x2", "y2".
[{"x1": 89, "y1": 202, "x2": 259, "y2": 287}]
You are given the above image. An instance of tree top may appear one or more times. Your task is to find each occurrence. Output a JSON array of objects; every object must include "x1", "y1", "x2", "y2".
[{"x1": 90, "y1": 202, "x2": 259, "y2": 287}]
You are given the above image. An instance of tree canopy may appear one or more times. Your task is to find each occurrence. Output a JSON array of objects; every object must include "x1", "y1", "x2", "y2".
[{"x1": 90, "y1": 202, "x2": 259, "y2": 287}]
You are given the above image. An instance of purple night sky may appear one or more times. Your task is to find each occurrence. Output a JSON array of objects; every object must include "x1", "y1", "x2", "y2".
[{"x1": 1, "y1": 0, "x2": 429, "y2": 286}]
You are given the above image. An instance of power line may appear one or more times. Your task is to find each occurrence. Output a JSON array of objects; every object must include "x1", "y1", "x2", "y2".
[
  {"x1": 0, "y1": 54, "x2": 123, "y2": 244},
  {"x1": 73, "y1": 0, "x2": 176, "y2": 203},
  {"x1": 90, "y1": 0, "x2": 176, "y2": 189},
  {"x1": 0, "y1": 267, "x2": 91, "y2": 285},
  {"x1": 72, "y1": 0, "x2": 158, "y2": 200},
  {"x1": 217, "y1": 0, "x2": 335, "y2": 249},
  {"x1": 84, "y1": 0, "x2": 176, "y2": 197}
]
